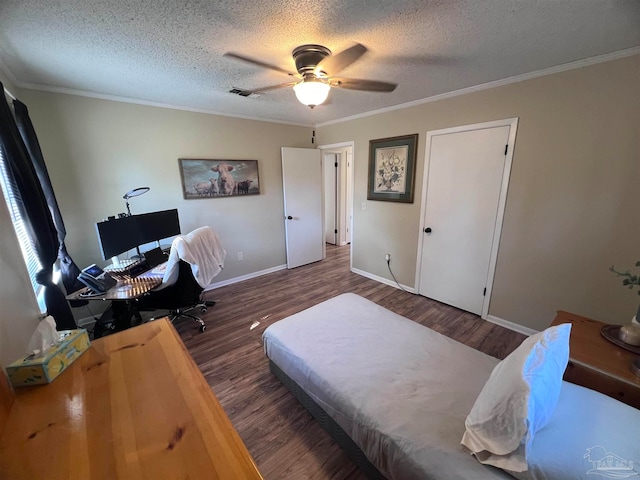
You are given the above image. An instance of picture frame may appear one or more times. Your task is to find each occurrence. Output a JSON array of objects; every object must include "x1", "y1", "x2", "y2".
[
  {"x1": 178, "y1": 159, "x2": 260, "y2": 199},
  {"x1": 367, "y1": 134, "x2": 418, "y2": 203}
]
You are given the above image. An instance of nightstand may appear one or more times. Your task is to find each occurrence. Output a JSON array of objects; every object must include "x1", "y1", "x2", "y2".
[{"x1": 551, "y1": 310, "x2": 640, "y2": 409}]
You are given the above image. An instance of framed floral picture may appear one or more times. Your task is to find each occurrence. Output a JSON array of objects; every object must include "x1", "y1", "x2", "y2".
[{"x1": 367, "y1": 134, "x2": 418, "y2": 203}]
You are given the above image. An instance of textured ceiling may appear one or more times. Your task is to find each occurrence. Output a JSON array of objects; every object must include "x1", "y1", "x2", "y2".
[{"x1": 0, "y1": 0, "x2": 639, "y2": 126}]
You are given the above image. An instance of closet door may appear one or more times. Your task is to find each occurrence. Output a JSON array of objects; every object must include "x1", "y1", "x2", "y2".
[{"x1": 417, "y1": 120, "x2": 516, "y2": 316}]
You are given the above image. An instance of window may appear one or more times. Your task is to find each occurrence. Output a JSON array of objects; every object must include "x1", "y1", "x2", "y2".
[{"x1": 0, "y1": 144, "x2": 44, "y2": 304}]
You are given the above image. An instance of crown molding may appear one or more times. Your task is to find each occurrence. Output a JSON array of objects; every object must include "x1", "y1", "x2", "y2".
[
  {"x1": 4, "y1": 46, "x2": 638, "y2": 129},
  {"x1": 15, "y1": 81, "x2": 314, "y2": 128},
  {"x1": 316, "y1": 46, "x2": 640, "y2": 128}
]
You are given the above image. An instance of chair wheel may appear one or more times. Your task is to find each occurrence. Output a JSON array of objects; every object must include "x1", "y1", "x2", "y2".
[
  {"x1": 200, "y1": 306, "x2": 208, "y2": 313},
  {"x1": 199, "y1": 325, "x2": 206, "y2": 332}
]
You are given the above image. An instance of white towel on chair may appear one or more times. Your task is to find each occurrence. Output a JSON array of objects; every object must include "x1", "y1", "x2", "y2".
[{"x1": 161, "y1": 226, "x2": 226, "y2": 289}]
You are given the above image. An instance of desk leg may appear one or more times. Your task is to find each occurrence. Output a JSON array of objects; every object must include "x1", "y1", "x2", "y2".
[{"x1": 111, "y1": 301, "x2": 135, "y2": 332}]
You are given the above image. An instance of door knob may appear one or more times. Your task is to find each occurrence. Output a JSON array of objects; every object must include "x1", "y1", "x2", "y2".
[
  {"x1": 287, "y1": 216, "x2": 293, "y2": 220},
  {"x1": 424, "y1": 227, "x2": 432, "y2": 233}
]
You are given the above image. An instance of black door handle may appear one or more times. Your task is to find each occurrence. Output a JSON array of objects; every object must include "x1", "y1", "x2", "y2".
[
  {"x1": 287, "y1": 216, "x2": 293, "y2": 220},
  {"x1": 424, "y1": 227, "x2": 432, "y2": 233}
]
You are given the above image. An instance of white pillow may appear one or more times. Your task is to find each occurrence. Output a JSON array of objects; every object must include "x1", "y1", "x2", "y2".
[{"x1": 461, "y1": 323, "x2": 571, "y2": 472}]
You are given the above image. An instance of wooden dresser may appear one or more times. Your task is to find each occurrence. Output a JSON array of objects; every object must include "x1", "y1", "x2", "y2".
[
  {"x1": 551, "y1": 310, "x2": 640, "y2": 409},
  {"x1": 0, "y1": 318, "x2": 263, "y2": 479}
]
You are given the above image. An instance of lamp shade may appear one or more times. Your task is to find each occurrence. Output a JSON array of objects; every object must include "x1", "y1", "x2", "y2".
[{"x1": 293, "y1": 80, "x2": 330, "y2": 108}]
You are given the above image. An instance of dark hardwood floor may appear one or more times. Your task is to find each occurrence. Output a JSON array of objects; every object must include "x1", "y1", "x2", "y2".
[{"x1": 173, "y1": 244, "x2": 526, "y2": 480}]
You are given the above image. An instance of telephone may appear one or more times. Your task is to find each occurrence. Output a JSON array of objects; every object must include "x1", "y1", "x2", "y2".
[{"x1": 77, "y1": 264, "x2": 117, "y2": 294}]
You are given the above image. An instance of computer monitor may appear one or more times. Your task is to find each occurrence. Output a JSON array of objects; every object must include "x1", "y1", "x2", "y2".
[
  {"x1": 137, "y1": 209, "x2": 181, "y2": 246},
  {"x1": 95, "y1": 209, "x2": 181, "y2": 260},
  {"x1": 95, "y1": 215, "x2": 141, "y2": 260}
]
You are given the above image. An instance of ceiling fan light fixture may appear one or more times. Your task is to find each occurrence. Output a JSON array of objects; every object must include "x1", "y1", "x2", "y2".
[{"x1": 293, "y1": 80, "x2": 330, "y2": 109}]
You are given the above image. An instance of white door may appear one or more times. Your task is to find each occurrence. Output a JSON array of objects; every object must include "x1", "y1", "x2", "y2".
[
  {"x1": 417, "y1": 119, "x2": 517, "y2": 316},
  {"x1": 319, "y1": 145, "x2": 354, "y2": 246},
  {"x1": 282, "y1": 147, "x2": 324, "y2": 269},
  {"x1": 323, "y1": 153, "x2": 337, "y2": 244}
]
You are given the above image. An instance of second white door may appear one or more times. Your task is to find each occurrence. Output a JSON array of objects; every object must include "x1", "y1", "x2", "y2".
[
  {"x1": 282, "y1": 147, "x2": 324, "y2": 269},
  {"x1": 417, "y1": 120, "x2": 515, "y2": 315}
]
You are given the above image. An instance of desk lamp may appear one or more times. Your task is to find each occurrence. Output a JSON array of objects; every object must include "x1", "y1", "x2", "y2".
[{"x1": 123, "y1": 187, "x2": 150, "y2": 216}]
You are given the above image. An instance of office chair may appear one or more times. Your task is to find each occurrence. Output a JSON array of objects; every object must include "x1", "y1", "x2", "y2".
[{"x1": 136, "y1": 226, "x2": 226, "y2": 332}]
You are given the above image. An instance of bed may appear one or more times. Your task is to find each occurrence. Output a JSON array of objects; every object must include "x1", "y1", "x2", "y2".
[{"x1": 263, "y1": 293, "x2": 640, "y2": 480}]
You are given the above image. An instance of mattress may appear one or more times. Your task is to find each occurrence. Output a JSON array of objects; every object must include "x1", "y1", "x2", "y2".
[{"x1": 263, "y1": 293, "x2": 513, "y2": 479}]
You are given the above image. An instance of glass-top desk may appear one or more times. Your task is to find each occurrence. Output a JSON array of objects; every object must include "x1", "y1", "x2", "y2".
[{"x1": 67, "y1": 269, "x2": 164, "y2": 336}]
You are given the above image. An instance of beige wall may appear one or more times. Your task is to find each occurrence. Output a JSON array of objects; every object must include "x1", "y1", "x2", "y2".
[
  {"x1": 0, "y1": 76, "x2": 42, "y2": 367},
  {"x1": 18, "y1": 91, "x2": 311, "y2": 283},
  {"x1": 0, "y1": 83, "x2": 310, "y2": 365},
  {"x1": 317, "y1": 55, "x2": 640, "y2": 331}
]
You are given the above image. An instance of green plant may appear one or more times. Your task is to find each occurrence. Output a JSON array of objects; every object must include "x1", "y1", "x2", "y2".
[{"x1": 610, "y1": 261, "x2": 640, "y2": 295}]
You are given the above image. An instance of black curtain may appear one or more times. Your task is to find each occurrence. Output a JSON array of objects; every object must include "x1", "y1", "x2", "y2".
[
  {"x1": 13, "y1": 100, "x2": 86, "y2": 301},
  {"x1": 0, "y1": 82, "x2": 76, "y2": 329}
]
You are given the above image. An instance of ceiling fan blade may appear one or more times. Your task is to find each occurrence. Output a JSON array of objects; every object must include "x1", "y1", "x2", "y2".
[
  {"x1": 223, "y1": 52, "x2": 297, "y2": 77},
  {"x1": 250, "y1": 81, "x2": 299, "y2": 93},
  {"x1": 315, "y1": 43, "x2": 367, "y2": 76},
  {"x1": 329, "y1": 77, "x2": 397, "y2": 92}
]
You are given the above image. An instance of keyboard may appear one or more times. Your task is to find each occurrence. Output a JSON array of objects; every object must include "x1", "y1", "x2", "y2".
[
  {"x1": 103, "y1": 259, "x2": 147, "y2": 279},
  {"x1": 104, "y1": 259, "x2": 137, "y2": 270}
]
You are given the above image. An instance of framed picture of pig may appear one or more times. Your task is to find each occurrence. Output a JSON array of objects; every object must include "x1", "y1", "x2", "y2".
[
  {"x1": 178, "y1": 159, "x2": 260, "y2": 199},
  {"x1": 367, "y1": 134, "x2": 418, "y2": 203}
]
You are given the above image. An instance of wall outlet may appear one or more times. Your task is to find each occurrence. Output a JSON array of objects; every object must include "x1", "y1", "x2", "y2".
[
  {"x1": 385, "y1": 253, "x2": 391, "y2": 262},
  {"x1": 237, "y1": 251, "x2": 244, "y2": 261}
]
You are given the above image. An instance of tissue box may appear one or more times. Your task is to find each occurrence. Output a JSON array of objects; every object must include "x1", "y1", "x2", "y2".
[{"x1": 6, "y1": 329, "x2": 90, "y2": 387}]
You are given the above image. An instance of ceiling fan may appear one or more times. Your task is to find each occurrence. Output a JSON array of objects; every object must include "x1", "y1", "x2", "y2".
[{"x1": 223, "y1": 43, "x2": 397, "y2": 108}]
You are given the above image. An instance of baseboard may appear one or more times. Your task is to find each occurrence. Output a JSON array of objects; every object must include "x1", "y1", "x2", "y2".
[
  {"x1": 350, "y1": 268, "x2": 536, "y2": 336},
  {"x1": 77, "y1": 317, "x2": 96, "y2": 328},
  {"x1": 485, "y1": 314, "x2": 538, "y2": 336},
  {"x1": 74, "y1": 303, "x2": 104, "y2": 329},
  {"x1": 350, "y1": 267, "x2": 416, "y2": 293},
  {"x1": 205, "y1": 264, "x2": 287, "y2": 291}
]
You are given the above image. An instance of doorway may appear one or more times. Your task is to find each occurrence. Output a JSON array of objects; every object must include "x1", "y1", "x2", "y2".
[
  {"x1": 323, "y1": 152, "x2": 338, "y2": 244},
  {"x1": 415, "y1": 118, "x2": 518, "y2": 318},
  {"x1": 320, "y1": 143, "x2": 353, "y2": 247}
]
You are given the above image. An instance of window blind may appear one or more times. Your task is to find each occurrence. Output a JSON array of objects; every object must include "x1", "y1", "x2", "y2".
[{"x1": 0, "y1": 145, "x2": 43, "y2": 295}]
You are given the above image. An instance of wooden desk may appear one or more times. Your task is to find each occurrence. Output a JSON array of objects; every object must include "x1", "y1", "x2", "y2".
[
  {"x1": 551, "y1": 310, "x2": 640, "y2": 409},
  {"x1": 0, "y1": 319, "x2": 262, "y2": 479}
]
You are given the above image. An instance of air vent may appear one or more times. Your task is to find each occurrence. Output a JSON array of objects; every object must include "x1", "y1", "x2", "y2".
[{"x1": 229, "y1": 88, "x2": 261, "y2": 98}]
